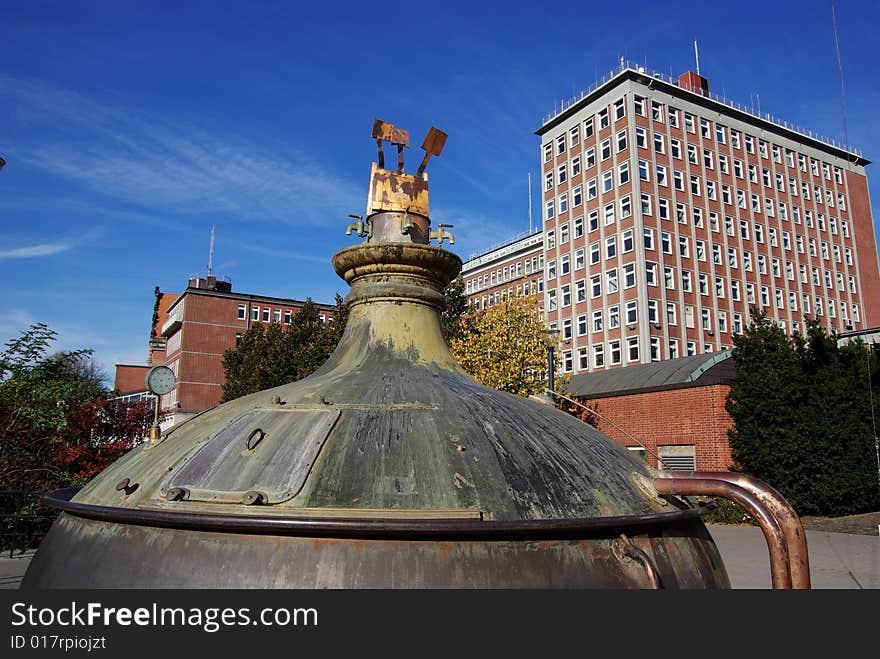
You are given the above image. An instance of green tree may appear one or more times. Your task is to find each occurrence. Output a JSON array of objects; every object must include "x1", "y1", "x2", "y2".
[
  {"x1": 440, "y1": 276, "x2": 469, "y2": 343},
  {"x1": 0, "y1": 323, "x2": 151, "y2": 492},
  {"x1": 449, "y1": 294, "x2": 552, "y2": 397},
  {"x1": 221, "y1": 296, "x2": 349, "y2": 401},
  {"x1": 726, "y1": 308, "x2": 880, "y2": 516}
]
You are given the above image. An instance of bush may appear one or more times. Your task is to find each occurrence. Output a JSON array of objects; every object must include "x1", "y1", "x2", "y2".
[
  {"x1": 700, "y1": 497, "x2": 756, "y2": 526},
  {"x1": 726, "y1": 309, "x2": 880, "y2": 516}
]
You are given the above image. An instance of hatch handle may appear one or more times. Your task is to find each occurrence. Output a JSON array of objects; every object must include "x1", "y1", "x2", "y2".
[{"x1": 245, "y1": 428, "x2": 266, "y2": 452}]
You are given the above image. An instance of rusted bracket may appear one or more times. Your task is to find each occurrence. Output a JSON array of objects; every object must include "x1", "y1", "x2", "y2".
[
  {"x1": 652, "y1": 471, "x2": 810, "y2": 589},
  {"x1": 417, "y1": 127, "x2": 448, "y2": 176},
  {"x1": 372, "y1": 119, "x2": 409, "y2": 174}
]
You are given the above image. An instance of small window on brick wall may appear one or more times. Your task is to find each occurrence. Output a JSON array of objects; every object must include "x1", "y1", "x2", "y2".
[
  {"x1": 657, "y1": 445, "x2": 696, "y2": 471},
  {"x1": 627, "y1": 447, "x2": 647, "y2": 464}
]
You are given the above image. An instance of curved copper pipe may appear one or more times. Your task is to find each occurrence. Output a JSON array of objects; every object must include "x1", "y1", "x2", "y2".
[
  {"x1": 652, "y1": 476, "x2": 793, "y2": 589},
  {"x1": 615, "y1": 535, "x2": 664, "y2": 589},
  {"x1": 678, "y1": 471, "x2": 810, "y2": 589}
]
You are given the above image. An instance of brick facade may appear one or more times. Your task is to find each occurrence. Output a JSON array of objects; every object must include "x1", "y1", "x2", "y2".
[
  {"x1": 463, "y1": 62, "x2": 880, "y2": 383},
  {"x1": 585, "y1": 384, "x2": 734, "y2": 471},
  {"x1": 113, "y1": 364, "x2": 150, "y2": 395},
  {"x1": 117, "y1": 278, "x2": 335, "y2": 426},
  {"x1": 462, "y1": 232, "x2": 545, "y2": 312}
]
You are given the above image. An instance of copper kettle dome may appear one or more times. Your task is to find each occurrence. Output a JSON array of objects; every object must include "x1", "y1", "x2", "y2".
[{"x1": 23, "y1": 120, "x2": 809, "y2": 589}]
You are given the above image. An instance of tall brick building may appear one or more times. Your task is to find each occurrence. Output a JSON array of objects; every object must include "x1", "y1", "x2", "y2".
[
  {"x1": 458, "y1": 60, "x2": 880, "y2": 472},
  {"x1": 115, "y1": 275, "x2": 334, "y2": 427},
  {"x1": 463, "y1": 61, "x2": 880, "y2": 380}
]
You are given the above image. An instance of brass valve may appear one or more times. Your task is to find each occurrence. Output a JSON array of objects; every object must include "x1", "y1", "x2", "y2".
[
  {"x1": 345, "y1": 213, "x2": 371, "y2": 239},
  {"x1": 429, "y1": 224, "x2": 455, "y2": 246}
]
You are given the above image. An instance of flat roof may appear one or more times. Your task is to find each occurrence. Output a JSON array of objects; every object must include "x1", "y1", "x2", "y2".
[
  {"x1": 567, "y1": 350, "x2": 734, "y2": 399},
  {"x1": 462, "y1": 231, "x2": 544, "y2": 272},
  {"x1": 165, "y1": 287, "x2": 336, "y2": 315},
  {"x1": 537, "y1": 64, "x2": 868, "y2": 166}
]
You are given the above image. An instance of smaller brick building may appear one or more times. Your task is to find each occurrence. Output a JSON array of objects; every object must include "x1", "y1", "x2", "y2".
[
  {"x1": 567, "y1": 351, "x2": 735, "y2": 471},
  {"x1": 113, "y1": 364, "x2": 150, "y2": 395},
  {"x1": 115, "y1": 275, "x2": 335, "y2": 428}
]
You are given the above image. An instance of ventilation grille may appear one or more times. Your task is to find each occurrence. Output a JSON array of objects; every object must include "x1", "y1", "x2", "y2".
[{"x1": 657, "y1": 445, "x2": 696, "y2": 471}]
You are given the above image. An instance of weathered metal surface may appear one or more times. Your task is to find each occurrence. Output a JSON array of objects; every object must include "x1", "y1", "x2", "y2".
[
  {"x1": 416, "y1": 127, "x2": 447, "y2": 175},
  {"x1": 161, "y1": 409, "x2": 339, "y2": 505},
  {"x1": 367, "y1": 210, "x2": 431, "y2": 244},
  {"x1": 24, "y1": 509, "x2": 728, "y2": 589},
  {"x1": 25, "y1": 119, "x2": 736, "y2": 589},
  {"x1": 365, "y1": 121, "x2": 446, "y2": 219},
  {"x1": 372, "y1": 119, "x2": 410, "y2": 148},
  {"x1": 371, "y1": 119, "x2": 409, "y2": 172},
  {"x1": 366, "y1": 163, "x2": 431, "y2": 217},
  {"x1": 613, "y1": 534, "x2": 664, "y2": 589}
]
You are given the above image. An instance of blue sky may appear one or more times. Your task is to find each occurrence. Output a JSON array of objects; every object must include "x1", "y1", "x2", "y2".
[{"x1": 1, "y1": 0, "x2": 878, "y2": 383}]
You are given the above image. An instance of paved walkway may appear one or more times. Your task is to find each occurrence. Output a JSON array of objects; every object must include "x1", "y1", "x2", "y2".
[
  {"x1": 0, "y1": 550, "x2": 34, "y2": 590},
  {"x1": 2, "y1": 528, "x2": 877, "y2": 588},
  {"x1": 708, "y1": 525, "x2": 879, "y2": 588}
]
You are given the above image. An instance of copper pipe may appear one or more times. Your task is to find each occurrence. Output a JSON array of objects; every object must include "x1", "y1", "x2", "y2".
[
  {"x1": 652, "y1": 476, "x2": 793, "y2": 589},
  {"x1": 614, "y1": 535, "x2": 664, "y2": 589},
  {"x1": 678, "y1": 471, "x2": 810, "y2": 589}
]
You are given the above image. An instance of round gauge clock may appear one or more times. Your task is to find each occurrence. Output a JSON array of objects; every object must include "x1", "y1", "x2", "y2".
[{"x1": 145, "y1": 365, "x2": 176, "y2": 396}]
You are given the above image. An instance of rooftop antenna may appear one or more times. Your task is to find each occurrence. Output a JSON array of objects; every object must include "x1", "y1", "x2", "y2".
[
  {"x1": 831, "y1": 0, "x2": 851, "y2": 153},
  {"x1": 207, "y1": 225, "x2": 215, "y2": 276},
  {"x1": 694, "y1": 40, "x2": 701, "y2": 75},
  {"x1": 528, "y1": 172, "x2": 533, "y2": 234}
]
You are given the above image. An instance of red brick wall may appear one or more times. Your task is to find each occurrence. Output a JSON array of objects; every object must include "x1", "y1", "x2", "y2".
[
  {"x1": 114, "y1": 365, "x2": 149, "y2": 394},
  {"x1": 158, "y1": 292, "x2": 334, "y2": 413},
  {"x1": 846, "y1": 170, "x2": 880, "y2": 327},
  {"x1": 584, "y1": 384, "x2": 734, "y2": 471},
  {"x1": 153, "y1": 293, "x2": 178, "y2": 339}
]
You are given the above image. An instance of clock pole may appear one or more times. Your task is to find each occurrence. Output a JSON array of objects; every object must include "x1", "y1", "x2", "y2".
[
  {"x1": 144, "y1": 365, "x2": 175, "y2": 447},
  {"x1": 149, "y1": 393, "x2": 162, "y2": 445}
]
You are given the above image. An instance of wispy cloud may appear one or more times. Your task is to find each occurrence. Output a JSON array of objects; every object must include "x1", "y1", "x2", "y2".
[
  {"x1": 0, "y1": 241, "x2": 73, "y2": 259},
  {"x1": 0, "y1": 226, "x2": 105, "y2": 261},
  {"x1": 1, "y1": 75, "x2": 363, "y2": 226},
  {"x1": 432, "y1": 205, "x2": 533, "y2": 262},
  {"x1": 234, "y1": 242, "x2": 330, "y2": 265}
]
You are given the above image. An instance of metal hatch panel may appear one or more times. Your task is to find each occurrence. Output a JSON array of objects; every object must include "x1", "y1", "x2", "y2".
[{"x1": 161, "y1": 409, "x2": 340, "y2": 505}]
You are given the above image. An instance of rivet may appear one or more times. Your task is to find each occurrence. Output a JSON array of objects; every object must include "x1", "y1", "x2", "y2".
[{"x1": 242, "y1": 491, "x2": 265, "y2": 506}]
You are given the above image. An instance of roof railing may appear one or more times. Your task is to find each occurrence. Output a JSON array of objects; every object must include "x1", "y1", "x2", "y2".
[
  {"x1": 541, "y1": 59, "x2": 862, "y2": 158},
  {"x1": 464, "y1": 229, "x2": 543, "y2": 264}
]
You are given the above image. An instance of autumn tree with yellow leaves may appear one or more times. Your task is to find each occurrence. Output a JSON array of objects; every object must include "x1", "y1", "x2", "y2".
[{"x1": 449, "y1": 294, "x2": 554, "y2": 397}]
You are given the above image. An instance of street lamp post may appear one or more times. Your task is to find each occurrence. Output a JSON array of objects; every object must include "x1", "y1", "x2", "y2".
[{"x1": 545, "y1": 328, "x2": 560, "y2": 399}]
